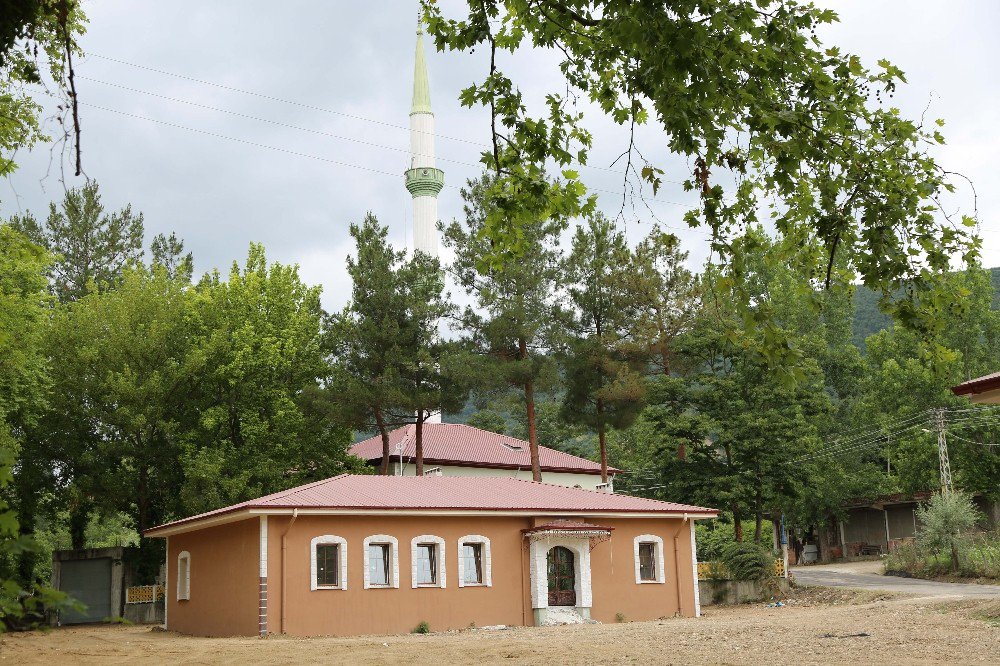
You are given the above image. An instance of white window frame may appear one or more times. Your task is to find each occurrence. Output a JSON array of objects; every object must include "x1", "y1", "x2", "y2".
[
  {"x1": 363, "y1": 534, "x2": 399, "y2": 589},
  {"x1": 310, "y1": 535, "x2": 348, "y2": 591},
  {"x1": 457, "y1": 534, "x2": 492, "y2": 588},
  {"x1": 411, "y1": 535, "x2": 446, "y2": 588},
  {"x1": 176, "y1": 550, "x2": 191, "y2": 601},
  {"x1": 634, "y1": 534, "x2": 666, "y2": 584}
]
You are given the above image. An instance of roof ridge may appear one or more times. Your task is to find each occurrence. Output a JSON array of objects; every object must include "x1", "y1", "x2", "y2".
[
  {"x1": 503, "y1": 476, "x2": 712, "y2": 511},
  {"x1": 257, "y1": 473, "x2": 349, "y2": 504}
]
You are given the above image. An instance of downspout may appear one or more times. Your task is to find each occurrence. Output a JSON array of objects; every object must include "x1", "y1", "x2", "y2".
[
  {"x1": 673, "y1": 521, "x2": 685, "y2": 615},
  {"x1": 280, "y1": 509, "x2": 299, "y2": 634}
]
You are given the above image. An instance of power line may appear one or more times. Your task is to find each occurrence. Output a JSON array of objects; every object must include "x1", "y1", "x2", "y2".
[
  {"x1": 789, "y1": 412, "x2": 930, "y2": 463},
  {"x1": 88, "y1": 53, "x2": 481, "y2": 146},
  {"x1": 86, "y1": 52, "x2": 691, "y2": 186},
  {"x1": 80, "y1": 77, "x2": 704, "y2": 215},
  {"x1": 79, "y1": 102, "x2": 406, "y2": 180},
  {"x1": 78, "y1": 101, "x2": 712, "y2": 238},
  {"x1": 948, "y1": 432, "x2": 999, "y2": 447}
]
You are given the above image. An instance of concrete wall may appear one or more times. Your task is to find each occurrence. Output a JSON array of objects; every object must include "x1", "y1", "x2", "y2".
[
  {"x1": 699, "y1": 578, "x2": 789, "y2": 606},
  {"x1": 389, "y1": 463, "x2": 611, "y2": 491},
  {"x1": 166, "y1": 518, "x2": 259, "y2": 637},
  {"x1": 164, "y1": 513, "x2": 697, "y2": 637}
]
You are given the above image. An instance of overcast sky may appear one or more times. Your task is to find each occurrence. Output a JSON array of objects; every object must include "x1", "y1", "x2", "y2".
[{"x1": 4, "y1": 1, "x2": 996, "y2": 311}]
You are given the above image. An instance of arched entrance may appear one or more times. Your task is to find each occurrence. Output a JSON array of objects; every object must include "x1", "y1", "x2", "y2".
[{"x1": 546, "y1": 546, "x2": 576, "y2": 606}]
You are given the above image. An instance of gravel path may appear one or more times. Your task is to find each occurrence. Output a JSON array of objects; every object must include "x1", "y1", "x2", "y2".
[{"x1": 792, "y1": 561, "x2": 1000, "y2": 598}]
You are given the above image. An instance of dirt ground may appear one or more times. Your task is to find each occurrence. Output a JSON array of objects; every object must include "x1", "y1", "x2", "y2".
[{"x1": 3, "y1": 589, "x2": 998, "y2": 665}]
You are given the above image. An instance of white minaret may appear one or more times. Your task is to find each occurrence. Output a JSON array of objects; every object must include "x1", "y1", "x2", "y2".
[{"x1": 405, "y1": 22, "x2": 444, "y2": 257}]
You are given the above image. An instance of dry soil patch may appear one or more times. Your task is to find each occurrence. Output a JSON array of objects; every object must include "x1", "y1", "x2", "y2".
[{"x1": 2, "y1": 593, "x2": 997, "y2": 665}]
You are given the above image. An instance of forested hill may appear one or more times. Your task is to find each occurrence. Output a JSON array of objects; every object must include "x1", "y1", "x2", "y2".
[{"x1": 852, "y1": 266, "x2": 1000, "y2": 348}]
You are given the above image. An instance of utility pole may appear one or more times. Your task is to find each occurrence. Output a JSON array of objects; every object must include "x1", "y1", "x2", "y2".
[{"x1": 933, "y1": 408, "x2": 953, "y2": 494}]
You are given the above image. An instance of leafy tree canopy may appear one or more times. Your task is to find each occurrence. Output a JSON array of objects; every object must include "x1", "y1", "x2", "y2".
[{"x1": 425, "y1": 0, "x2": 979, "y2": 374}]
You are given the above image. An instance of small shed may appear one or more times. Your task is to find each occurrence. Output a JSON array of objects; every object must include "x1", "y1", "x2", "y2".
[{"x1": 51, "y1": 547, "x2": 125, "y2": 624}]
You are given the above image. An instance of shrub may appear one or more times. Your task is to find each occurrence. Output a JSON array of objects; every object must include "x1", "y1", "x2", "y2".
[
  {"x1": 412, "y1": 620, "x2": 430, "y2": 634},
  {"x1": 720, "y1": 540, "x2": 775, "y2": 582},
  {"x1": 916, "y1": 491, "x2": 981, "y2": 572}
]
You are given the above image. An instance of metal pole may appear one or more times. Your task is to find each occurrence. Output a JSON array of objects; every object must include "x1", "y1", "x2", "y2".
[{"x1": 935, "y1": 408, "x2": 953, "y2": 494}]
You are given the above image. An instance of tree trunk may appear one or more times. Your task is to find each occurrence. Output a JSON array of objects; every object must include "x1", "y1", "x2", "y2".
[
  {"x1": 68, "y1": 492, "x2": 90, "y2": 550},
  {"x1": 951, "y1": 542, "x2": 960, "y2": 572},
  {"x1": 415, "y1": 409, "x2": 424, "y2": 476},
  {"x1": 375, "y1": 407, "x2": 390, "y2": 475},
  {"x1": 753, "y1": 488, "x2": 763, "y2": 542},
  {"x1": 733, "y1": 505, "x2": 743, "y2": 542},
  {"x1": 519, "y1": 337, "x2": 542, "y2": 482},
  {"x1": 677, "y1": 439, "x2": 687, "y2": 460},
  {"x1": 818, "y1": 525, "x2": 832, "y2": 563},
  {"x1": 597, "y1": 400, "x2": 608, "y2": 484}
]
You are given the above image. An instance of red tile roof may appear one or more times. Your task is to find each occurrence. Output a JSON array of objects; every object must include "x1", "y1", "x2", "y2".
[
  {"x1": 146, "y1": 475, "x2": 716, "y2": 535},
  {"x1": 952, "y1": 371, "x2": 1000, "y2": 396},
  {"x1": 349, "y1": 423, "x2": 621, "y2": 475}
]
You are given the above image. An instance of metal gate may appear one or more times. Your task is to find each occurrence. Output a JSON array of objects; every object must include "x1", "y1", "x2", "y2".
[{"x1": 60, "y1": 557, "x2": 113, "y2": 624}]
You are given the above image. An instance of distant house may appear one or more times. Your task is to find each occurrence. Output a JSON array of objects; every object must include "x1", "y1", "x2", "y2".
[
  {"x1": 145, "y1": 475, "x2": 716, "y2": 637},
  {"x1": 952, "y1": 371, "x2": 1000, "y2": 404},
  {"x1": 834, "y1": 491, "x2": 999, "y2": 558},
  {"x1": 350, "y1": 423, "x2": 620, "y2": 491}
]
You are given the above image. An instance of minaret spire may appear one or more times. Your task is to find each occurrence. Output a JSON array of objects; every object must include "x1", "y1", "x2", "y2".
[{"x1": 405, "y1": 18, "x2": 444, "y2": 258}]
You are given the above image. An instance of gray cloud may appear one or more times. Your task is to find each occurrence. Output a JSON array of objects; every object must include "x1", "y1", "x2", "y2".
[{"x1": 4, "y1": 0, "x2": 995, "y2": 311}]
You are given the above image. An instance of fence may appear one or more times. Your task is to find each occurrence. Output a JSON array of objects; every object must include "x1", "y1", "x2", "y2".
[
  {"x1": 697, "y1": 558, "x2": 786, "y2": 581},
  {"x1": 125, "y1": 584, "x2": 164, "y2": 605}
]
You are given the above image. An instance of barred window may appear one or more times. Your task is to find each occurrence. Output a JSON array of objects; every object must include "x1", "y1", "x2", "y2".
[
  {"x1": 316, "y1": 544, "x2": 340, "y2": 587},
  {"x1": 638, "y1": 543, "x2": 656, "y2": 581}
]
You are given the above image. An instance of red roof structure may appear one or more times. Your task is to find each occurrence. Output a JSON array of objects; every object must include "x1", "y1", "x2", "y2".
[
  {"x1": 349, "y1": 423, "x2": 621, "y2": 475},
  {"x1": 146, "y1": 475, "x2": 716, "y2": 536},
  {"x1": 952, "y1": 371, "x2": 1000, "y2": 398}
]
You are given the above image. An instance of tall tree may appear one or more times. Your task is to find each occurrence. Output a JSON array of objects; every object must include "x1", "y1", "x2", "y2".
[
  {"x1": 445, "y1": 175, "x2": 565, "y2": 481},
  {"x1": 559, "y1": 213, "x2": 646, "y2": 483},
  {"x1": 397, "y1": 252, "x2": 469, "y2": 476},
  {"x1": 426, "y1": 1, "x2": 980, "y2": 372},
  {"x1": 182, "y1": 244, "x2": 356, "y2": 512},
  {"x1": 328, "y1": 215, "x2": 412, "y2": 475},
  {"x1": 0, "y1": 225, "x2": 50, "y2": 599},
  {"x1": 629, "y1": 227, "x2": 700, "y2": 378},
  {"x1": 9, "y1": 181, "x2": 144, "y2": 302}
]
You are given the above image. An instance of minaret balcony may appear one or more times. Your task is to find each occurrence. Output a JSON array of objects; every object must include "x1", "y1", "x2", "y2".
[{"x1": 404, "y1": 167, "x2": 445, "y2": 197}]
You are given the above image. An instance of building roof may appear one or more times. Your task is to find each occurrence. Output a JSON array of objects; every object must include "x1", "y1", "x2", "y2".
[
  {"x1": 146, "y1": 475, "x2": 716, "y2": 536},
  {"x1": 951, "y1": 371, "x2": 1000, "y2": 397},
  {"x1": 349, "y1": 423, "x2": 621, "y2": 475}
]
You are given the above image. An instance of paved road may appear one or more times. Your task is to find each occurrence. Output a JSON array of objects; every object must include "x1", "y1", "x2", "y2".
[{"x1": 791, "y1": 561, "x2": 1000, "y2": 598}]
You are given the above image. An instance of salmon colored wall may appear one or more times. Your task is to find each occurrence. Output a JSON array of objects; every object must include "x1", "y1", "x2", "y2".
[
  {"x1": 165, "y1": 513, "x2": 699, "y2": 637},
  {"x1": 267, "y1": 515, "x2": 534, "y2": 637},
  {"x1": 587, "y1": 517, "x2": 697, "y2": 623},
  {"x1": 166, "y1": 518, "x2": 259, "y2": 637}
]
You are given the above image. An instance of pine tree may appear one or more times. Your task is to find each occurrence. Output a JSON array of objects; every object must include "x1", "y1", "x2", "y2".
[
  {"x1": 9, "y1": 181, "x2": 145, "y2": 302},
  {"x1": 559, "y1": 213, "x2": 646, "y2": 483},
  {"x1": 444, "y1": 175, "x2": 565, "y2": 482},
  {"x1": 328, "y1": 214, "x2": 411, "y2": 475}
]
